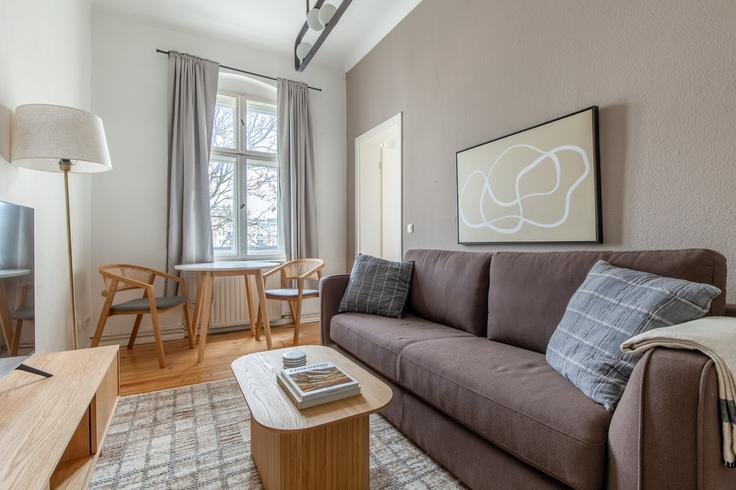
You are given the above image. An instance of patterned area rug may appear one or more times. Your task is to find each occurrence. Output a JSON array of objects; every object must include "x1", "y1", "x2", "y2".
[{"x1": 90, "y1": 379, "x2": 466, "y2": 489}]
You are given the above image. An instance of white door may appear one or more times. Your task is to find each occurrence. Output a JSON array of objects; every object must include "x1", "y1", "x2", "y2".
[{"x1": 355, "y1": 113, "x2": 402, "y2": 261}]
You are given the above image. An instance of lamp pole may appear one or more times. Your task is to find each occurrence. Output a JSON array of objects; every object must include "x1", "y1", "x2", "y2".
[{"x1": 59, "y1": 159, "x2": 79, "y2": 350}]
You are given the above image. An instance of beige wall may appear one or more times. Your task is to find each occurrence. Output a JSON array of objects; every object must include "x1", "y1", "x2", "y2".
[
  {"x1": 0, "y1": 0, "x2": 94, "y2": 352},
  {"x1": 346, "y1": 0, "x2": 736, "y2": 300}
]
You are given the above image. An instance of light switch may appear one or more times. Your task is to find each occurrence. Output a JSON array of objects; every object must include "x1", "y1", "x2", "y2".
[{"x1": 407, "y1": 224, "x2": 414, "y2": 233}]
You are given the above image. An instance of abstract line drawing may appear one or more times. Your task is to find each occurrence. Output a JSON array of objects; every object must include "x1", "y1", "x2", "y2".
[
  {"x1": 455, "y1": 106, "x2": 601, "y2": 244},
  {"x1": 458, "y1": 144, "x2": 590, "y2": 234}
]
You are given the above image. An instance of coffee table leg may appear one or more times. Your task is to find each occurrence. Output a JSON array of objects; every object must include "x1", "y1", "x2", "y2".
[
  {"x1": 197, "y1": 273, "x2": 214, "y2": 363},
  {"x1": 250, "y1": 416, "x2": 369, "y2": 490},
  {"x1": 254, "y1": 270, "x2": 272, "y2": 350}
]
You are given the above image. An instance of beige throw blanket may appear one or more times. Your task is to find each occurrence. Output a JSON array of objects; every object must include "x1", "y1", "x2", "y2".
[{"x1": 621, "y1": 317, "x2": 736, "y2": 468}]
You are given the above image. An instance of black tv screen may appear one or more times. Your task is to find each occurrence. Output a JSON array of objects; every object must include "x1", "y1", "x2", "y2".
[{"x1": 0, "y1": 200, "x2": 34, "y2": 379}]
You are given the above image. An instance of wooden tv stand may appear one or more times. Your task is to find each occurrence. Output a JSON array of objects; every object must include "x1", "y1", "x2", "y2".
[{"x1": 0, "y1": 346, "x2": 119, "y2": 489}]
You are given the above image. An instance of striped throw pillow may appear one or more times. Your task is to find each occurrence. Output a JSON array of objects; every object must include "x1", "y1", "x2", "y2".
[
  {"x1": 339, "y1": 255, "x2": 414, "y2": 318},
  {"x1": 546, "y1": 260, "x2": 721, "y2": 411}
]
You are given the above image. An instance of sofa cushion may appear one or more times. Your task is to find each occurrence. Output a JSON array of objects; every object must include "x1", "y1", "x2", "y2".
[
  {"x1": 330, "y1": 312, "x2": 473, "y2": 380},
  {"x1": 547, "y1": 260, "x2": 720, "y2": 411},
  {"x1": 399, "y1": 337, "x2": 612, "y2": 490},
  {"x1": 405, "y1": 249, "x2": 493, "y2": 336},
  {"x1": 488, "y1": 249, "x2": 727, "y2": 353}
]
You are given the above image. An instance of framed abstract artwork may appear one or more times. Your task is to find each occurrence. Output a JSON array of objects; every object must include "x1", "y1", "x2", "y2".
[{"x1": 456, "y1": 106, "x2": 602, "y2": 244}]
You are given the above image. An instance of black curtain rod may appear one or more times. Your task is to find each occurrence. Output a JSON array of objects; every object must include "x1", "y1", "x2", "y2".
[{"x1": 155, "y1": 49, "x2": 322, "y2": 92}]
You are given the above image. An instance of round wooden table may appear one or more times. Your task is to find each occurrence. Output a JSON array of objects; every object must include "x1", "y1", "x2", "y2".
[{"x1": 175, "y1": 261, "x2": 279, "y2": 361}]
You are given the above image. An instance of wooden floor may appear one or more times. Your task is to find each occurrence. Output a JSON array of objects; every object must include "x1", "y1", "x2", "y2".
[{"x1": 118, "y1": 322, "x2": 320, "y2": 396}]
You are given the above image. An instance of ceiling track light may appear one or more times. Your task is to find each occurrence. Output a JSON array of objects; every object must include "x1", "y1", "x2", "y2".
[{"x1": 294, "y1": 0, "x2": 352, "y2": 72}]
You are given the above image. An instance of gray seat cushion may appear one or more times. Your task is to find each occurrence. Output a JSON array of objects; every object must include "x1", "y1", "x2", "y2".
[
  {"x1": 398, "y1": 337, "x2": 612, "y2": 490},
  {"x1": 330, "y1": 312, "x2": 472, "y2": 380},
  {"x1": 110, "y1": 295, "x2": 187, "y2": 312},
  {"x1": 14, "y1": 306, "x2": 33, "y2": 321},
  {"x1": 265, "y1": 288, "x2": 319, "y2": 298}
]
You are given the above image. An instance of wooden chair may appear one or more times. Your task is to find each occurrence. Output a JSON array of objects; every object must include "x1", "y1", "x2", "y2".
[
  {"x1": 257, "y1": 259, "x2": 325, "y2": 345},
  {"x1": 91, "y1": 264, "x2": 194, "y2": 369}
]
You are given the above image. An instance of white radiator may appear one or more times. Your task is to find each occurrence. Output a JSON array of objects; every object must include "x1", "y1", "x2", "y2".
[{"x1": 210, "y1": 275, "x2": 282, "y2": 329}]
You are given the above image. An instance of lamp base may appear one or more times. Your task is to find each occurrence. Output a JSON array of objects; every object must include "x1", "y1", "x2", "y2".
[{"x1": 60, "y1": 159, "x2": 79, "y2": 350}]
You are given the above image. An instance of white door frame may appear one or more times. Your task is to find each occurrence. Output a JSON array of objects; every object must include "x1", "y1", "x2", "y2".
[{"x1": 354, "y1": 112, "x2": 403, "y2": 260}]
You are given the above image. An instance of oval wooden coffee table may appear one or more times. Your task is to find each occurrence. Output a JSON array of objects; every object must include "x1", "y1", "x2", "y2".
[{"x1": 231, "y1": 345, "x2": 393, "y2": 490}]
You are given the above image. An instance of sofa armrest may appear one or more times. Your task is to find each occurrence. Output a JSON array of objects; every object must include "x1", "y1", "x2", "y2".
[
  {"x1": 319, "y1": 274, "x2": 349, "y2": 345},
  {"x1": 608, "y1": 348, "x2": 736, "y2": 489}
]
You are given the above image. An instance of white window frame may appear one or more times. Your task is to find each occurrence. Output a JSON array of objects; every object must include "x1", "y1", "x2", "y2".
[{"x1": 211, "y1": 90, "x2": 283, "y2": 261}]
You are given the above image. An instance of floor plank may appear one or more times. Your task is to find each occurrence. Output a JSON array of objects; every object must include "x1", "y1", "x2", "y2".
[{"x1": 118, "y1": 322, "x2": 320, "y2": 396}]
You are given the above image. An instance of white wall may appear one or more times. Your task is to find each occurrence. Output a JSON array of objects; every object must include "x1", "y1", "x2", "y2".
[
  {"x1": 90, "y1": 9, "x2": 347, "y2": 343},
  {"x1": 0, "y1": 0, "x2": 94, "y2": 353}
]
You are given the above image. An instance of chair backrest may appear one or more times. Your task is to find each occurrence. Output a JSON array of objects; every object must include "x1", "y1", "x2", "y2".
[
  {"x1": 98, "y1": 264, "x2": 155, "y2": 296},
  {"x1": 279, "y1": 258, "x2": 325, "y2": 287}
]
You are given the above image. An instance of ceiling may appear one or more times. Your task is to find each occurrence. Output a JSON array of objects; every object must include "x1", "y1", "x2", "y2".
[{"x1": 93, "y1": 0, "x2": 422, "y2": 71}]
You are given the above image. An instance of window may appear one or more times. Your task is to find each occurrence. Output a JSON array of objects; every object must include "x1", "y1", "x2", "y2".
[{"x1": 210, "y1": 92, "x2": 281, "y2": 258}]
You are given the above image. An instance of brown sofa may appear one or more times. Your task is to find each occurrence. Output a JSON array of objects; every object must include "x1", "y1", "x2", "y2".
[{"x1": 320, "y1": 249, "x2": 736, "y2": 489}]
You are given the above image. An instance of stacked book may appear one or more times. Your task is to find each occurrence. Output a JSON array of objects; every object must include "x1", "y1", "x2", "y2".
[{"x1": 277, "y1": 362, "x2": 361, "y2": 409}]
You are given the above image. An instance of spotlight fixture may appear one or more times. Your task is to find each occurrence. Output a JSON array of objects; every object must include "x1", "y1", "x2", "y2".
[
  {"x1": 296, "y1": 41, "x2": 313, "y2": 61},
  {"x1": 318, "y1": 4, "x2": 337, "y2": 25},
  {"x1": 306, "y1": 8, "x2": 323, "y2": 31},
  {"x1": 294, "y1": 0, "x2": 352, "y2": 72}
]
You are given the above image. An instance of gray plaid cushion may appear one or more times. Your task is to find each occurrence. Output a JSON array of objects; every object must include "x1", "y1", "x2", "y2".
[
  {"x1": 339, "y1": 254, "x2": 414, "y2": 318},
  {"x1": 546, "y1": 260, "x2": 721, "y2": 411}
]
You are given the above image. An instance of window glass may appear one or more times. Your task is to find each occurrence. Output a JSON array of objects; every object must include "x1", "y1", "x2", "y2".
[
  {"x1": 212, "y1": 94, "x2": 237, "y2": 149},
  {"x1": 246, "y1": 101, "x2": 277, "y2": 154},
  {"x1": 209, "y1": 155, "x2": 236, "y2": 254},
  {"x1": 209, "y1": 90, "x2": 281, "y2": 259},
  {"x1": 246, "y1": 161, "x2": 279, "y2": 255}
]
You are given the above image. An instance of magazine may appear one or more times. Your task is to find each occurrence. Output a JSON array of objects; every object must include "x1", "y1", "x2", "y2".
[
  {"x1": 281, "y1": 362, "x2": 359, "y2": 399},
  {"x1": 277, "y1": 373, "x2": 360, "y2": 409}
]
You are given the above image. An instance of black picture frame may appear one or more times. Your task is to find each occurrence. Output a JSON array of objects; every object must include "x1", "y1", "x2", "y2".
[{"x1": 455, "y1": 106, "x2": 602, "y2": 245}]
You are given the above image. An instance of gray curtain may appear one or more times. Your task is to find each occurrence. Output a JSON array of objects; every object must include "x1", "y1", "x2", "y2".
[
  {"x1": 277, "y1": 78, "x2": 317, "y2": 259},
  {"x1": 165, "y1": 51, "x2": 219, "y2": 291}
]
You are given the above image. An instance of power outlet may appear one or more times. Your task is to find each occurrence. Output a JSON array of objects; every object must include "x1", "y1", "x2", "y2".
[{"x1": 407, "y1": 224, "x2": 415, "y2": 234}]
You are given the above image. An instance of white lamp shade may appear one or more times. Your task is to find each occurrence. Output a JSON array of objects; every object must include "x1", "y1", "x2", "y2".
[
  {"x1": 318, "y1": 3, "x2": 337, "y2": 25},
  {"x1": 306, "y1": 8, "x2": 324, "y2": 31},
  {"x1": 296, "y1": 41, "x2": 313, "y2": 60},
  {"x1": 11, "y1": 104, "x2": 112, "y2": 173}
]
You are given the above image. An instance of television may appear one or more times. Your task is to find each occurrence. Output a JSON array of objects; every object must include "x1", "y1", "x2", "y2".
[{"x1": 0, "y1": 200, "x2": 35, "y2": 380}]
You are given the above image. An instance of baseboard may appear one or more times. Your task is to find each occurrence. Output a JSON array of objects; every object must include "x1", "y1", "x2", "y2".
[{"x1": 95, "y1": 313, "x2": 320, "y2": 347}]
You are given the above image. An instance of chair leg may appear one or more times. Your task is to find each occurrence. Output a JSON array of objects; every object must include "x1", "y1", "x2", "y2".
[
  {"x1": 292, "y1": 300, "x2": 302, "y2": 346},
  {"x1": 127, "y1": 314, "x2": 143, "y2": 350},
  {"x1": 287, "y1": 301, "x2": 298, "y2": 345},
  {"x1": 147, "y1": 301, "x2": 166, "y2": 369},
  {"x1": 10, "y1": 319, "x2": 22, "y2": 356},
  {"x1": 91, "y1": 304, "x2": 112, "y2": 347},
  {"x1": 182, "y1": 302, "x2": 194, "y2": 349},
  {"x1": 254, "y1": 303, "x2": 262, "y2": 340}
]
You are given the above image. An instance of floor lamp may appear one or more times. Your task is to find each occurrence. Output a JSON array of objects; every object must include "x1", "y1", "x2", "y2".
[{"x1": 11, "y1": 104, "x2": 112, "y2": 350}]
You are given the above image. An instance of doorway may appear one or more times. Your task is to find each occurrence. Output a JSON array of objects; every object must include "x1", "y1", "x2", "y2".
[{"x1": 354, "y1": 113, "x2": 402, "y2": 261}]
